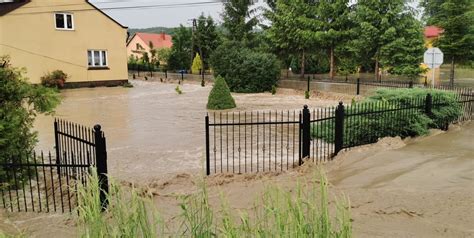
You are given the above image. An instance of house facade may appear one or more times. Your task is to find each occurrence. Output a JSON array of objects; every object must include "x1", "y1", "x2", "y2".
[
  {"x1": 126, "y1": 32, "x2": 172, "y2": 60},
  {"x1": 0, "y1": 0, "x2": 129, "y2": 87}
]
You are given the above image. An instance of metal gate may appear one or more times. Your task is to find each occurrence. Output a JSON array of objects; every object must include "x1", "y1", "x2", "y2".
[{"x1": 0, "y1": 120, "x2": 108, "y2": 213}]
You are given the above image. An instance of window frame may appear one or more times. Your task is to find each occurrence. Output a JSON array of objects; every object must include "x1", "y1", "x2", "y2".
[
  {"x1": 54, "y1": 12, "x2": 74, "y2": 31},
  {"x1": 87, "y1": 50, "x2": 109, "y2": 69}
]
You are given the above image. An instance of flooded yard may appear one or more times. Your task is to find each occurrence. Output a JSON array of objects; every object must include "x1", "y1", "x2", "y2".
[{"x1": 34, "y1": 80, "x2": 344, "y2": 183}]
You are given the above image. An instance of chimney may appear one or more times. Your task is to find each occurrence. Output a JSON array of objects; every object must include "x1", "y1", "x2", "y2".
[{"x1": 161, "y1": 32, "x2": 166, "y2": 40}]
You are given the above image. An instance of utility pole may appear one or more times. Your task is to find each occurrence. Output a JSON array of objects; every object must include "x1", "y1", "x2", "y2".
[{"x1": 191, "y1": 18, "x2": 197, "y2": 70}]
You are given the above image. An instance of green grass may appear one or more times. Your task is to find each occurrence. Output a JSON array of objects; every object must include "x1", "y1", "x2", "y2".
[{"x1": 76, "y1": 170, "x2": 352, "y2": 237}]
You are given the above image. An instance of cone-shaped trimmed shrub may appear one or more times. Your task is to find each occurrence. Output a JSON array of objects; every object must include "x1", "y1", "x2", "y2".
[{"x1": 207, "y1": 76, "x2": 236, "y2": 110}]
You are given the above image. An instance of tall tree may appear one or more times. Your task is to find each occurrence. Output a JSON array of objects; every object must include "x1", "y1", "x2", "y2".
[
  {"x1": 221, "y1": 0, "x2": 258, "y2": 45},
  {"x1": 194, "y1": 14, "x2": 220, "y2": 70},
  {"x1": 428, "y1": 0, "x2": 473, "y2": 85},
  {"x1": 168, "y1": 24, "x2": 192, "y2": 71},
  {"x1": 380, "y1": 12, "x2": 426, "y2": 79},
  {"x1": 351, "y1": 0, "x2": 409, "y2": 81},
  {"x1": 315, "y1": 0, "x2": 352, "y2": 80},
  {"x1": 267, "y1": 0, "x2": 318, "y2": 78}
]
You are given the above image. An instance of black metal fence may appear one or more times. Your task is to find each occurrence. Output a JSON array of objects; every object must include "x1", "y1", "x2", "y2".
[
  {"x1": 205, "y1": 92, "x2": 474, "y2": 175},
  {"x1": 205, "y1": 111, "x2": 302, "y2": 174},
  {"x1": 0, "y1": 120, "x2": 108, "y2": 213}
]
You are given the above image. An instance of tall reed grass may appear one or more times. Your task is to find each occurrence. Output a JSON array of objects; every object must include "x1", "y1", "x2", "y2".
[{"x1": 76, "y1": 170, "x2": 351, "y2": 237}]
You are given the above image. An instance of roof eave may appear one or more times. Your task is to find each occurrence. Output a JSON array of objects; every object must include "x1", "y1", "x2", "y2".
[{"x1": 86, "y1": 0, "x2": 128, "y2": 29}]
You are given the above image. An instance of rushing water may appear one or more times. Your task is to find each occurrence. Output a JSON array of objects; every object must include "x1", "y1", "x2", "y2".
[
  {"x1": 34, "y1": 80, "x2": 341, "y2": 182},
  {"x1": 35, "y1": 81, "x2": 211, "y2": 182}
]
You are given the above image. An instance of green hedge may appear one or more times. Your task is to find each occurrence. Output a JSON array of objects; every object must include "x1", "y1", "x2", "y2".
[
  {"x1": 210, "y1": 41, "x2": 280, "y2": 93},
  {"x1": 311, "y1": 88, "x2": 462, "y2": 146}
]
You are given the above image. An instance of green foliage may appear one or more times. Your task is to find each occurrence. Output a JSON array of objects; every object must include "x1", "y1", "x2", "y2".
[
  {"x1": 191, "y1": 53, "x2": 203, "y2": 74},
  {"x1": 221, "y1": 0, "x2": 258, "y2": 46},
  {"x1": 271, "y1": 85, "x2": 276, "y2": 95},
  {"x1": 194, "y1": 14, "x2": 221, "y2": 69},
  {"x1": 289, "y1": 52, "x2": 330, "y2": 74},
  {"x1": 266, "y1": 0, "x2": 318, "y2": 77},
  {"x1": 210, "y1": 41, "x2": 280, "y2": 93},
  {"x1": 207, "y1": 76, "x2": 236, "y2": 110},
  {"x1": 77, "y1": 170, "x2": 160, "y2": 237},
  {"x1": 305, "y1": 91, "x2": 310, "y2": 99},
  {"x1": 175, "y1": 85, "x2": 183, "y2": 95},
  {"x1": 78, "y1": 171, "x2": 352, "y2": 237},
  {"x1": 122, "y1": 82, "x2": 134, "y2": 88},
  {"x1": 156, "y1": 48, "x2": 172, "y2": 70},
  {"x1": 432, "y1": 0, "x2": 474, "y2": 69},
  {"x1": 168, "y1": 25, "x2": 192, "y2": 71},
  {"x1": 369, "y1": 88, "x2": 462, "y2": 129},
  {"x1": 0, "y1": 56, "x2": 60, "y2": 183},
  {"x1": 312, "y1": 88, "x2": 462, "y2": 146},
  {"x1": 40, "y1": 70, "x2": 68, "y2": 89},
  {"x1": 349, "y1": 0, "x2": 425, "y2": 79},
  {"x1": 380, "y1": 14, "x2": 426, "y2": 79}
]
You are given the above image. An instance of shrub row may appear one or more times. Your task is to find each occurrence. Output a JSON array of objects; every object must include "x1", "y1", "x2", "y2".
[{"x1": 311, "y1": 88, "x2": 463, "y2": 146}]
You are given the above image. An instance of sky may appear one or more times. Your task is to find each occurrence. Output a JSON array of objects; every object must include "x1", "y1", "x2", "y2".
[
  {"x1": 89, "y1": 0, "x2": 421, "y2": 29},
  {"x1": 90, "y1": 0, "x2": 268, "y2": 29}
]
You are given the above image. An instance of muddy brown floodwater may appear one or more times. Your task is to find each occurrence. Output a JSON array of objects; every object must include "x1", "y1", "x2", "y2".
[{"x1": 34, "y1": 80, "x2": 346, "y2": 183}]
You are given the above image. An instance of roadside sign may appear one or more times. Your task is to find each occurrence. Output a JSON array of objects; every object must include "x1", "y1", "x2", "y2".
[
  {"x1": 424, "y1": 47, "x2": 443, "y2": 69},
  {"x1": 423, "y1": 47, "x2": 443, "y2": 87}
]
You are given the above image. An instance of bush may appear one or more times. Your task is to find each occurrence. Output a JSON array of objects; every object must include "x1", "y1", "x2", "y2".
[
  {"x1": 40, "y1": 70, "x2": 68, "y2": 88},
  {"x1": 207, "y1": 76, "x2": 236, "y2": 110},
  {"x1": 1, "y1": 56, "x2": 60, "y2": 184},
  {"x1": 312, "y1": 88, "x2": 462, "y2": 146},
  {"x1": 210, "y1": 41, "x2": 280, "y2": 93},
  {"x1": 271, "y1": 85, "x2": 276, "y2": 95},
  {"x1": 305, "y1": 91, "x2": 310, "y2": 99},
  {"x1": 175, "y1": 85, "x2": 182, "y2": 95},
  {"x1": 191, "y1": 53, "x2": 203, "y2": 74},
  {"x1": 369, "y1": 88, "x2": 462, "y2": 129}
]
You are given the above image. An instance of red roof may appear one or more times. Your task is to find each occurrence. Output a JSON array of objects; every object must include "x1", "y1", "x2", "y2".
[
  {"x1": 424, "y1": 26, "x2": 444, "y2": 38},
  {"x1": 134, "y1": 32, "x2": 173, "y2": 49}
]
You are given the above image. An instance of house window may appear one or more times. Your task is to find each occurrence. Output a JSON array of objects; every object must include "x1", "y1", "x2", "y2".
[
  {"x1": 87, "y1": 50, "x2": 108, "y2": 68},
  {"x1": 55, "y1": 13, "x2": 74, "y2": 30}
]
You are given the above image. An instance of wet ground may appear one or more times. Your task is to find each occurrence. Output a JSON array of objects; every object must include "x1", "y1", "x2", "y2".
[
  {"x1": 9, "y1": 121, "x2": 473, "y2": 237},
  {"x1": 34, "y1": 80, "x2": 344, "y2": 183}
]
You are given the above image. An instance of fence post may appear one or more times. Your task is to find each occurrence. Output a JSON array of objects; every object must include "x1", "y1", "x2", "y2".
[
  {"x1": 301, "y1": 105, "x2": 311, "y2": 164},
  {"x1": 356, "y1": 78, "x2": 360, "y2": 95},
  {"x1": 424, "y1": 76, "x2": 428, "y2": 87},
  {"x1": 425, "y1": 93, "x2": 432, "y2": 116},
  {"x1": 54, "y1": 120, "x2": 61, "y2": 176},
  {"x1": 94, "y1": 125, "x2": 109, "y2": 211},
  {"x1": 165, "y1": 69, "x2": 168, "y2": 79},
  {"x1": 205, "y1": 115, "x2": 210, "y2": 176},
  {"x1": 409, "y1": 81, "x2": 413, "y2": 88},
  {"x1": 307, "y1": 76, "x2": 310, "y2": 92},
  {"x1": 334, "y1": 102, "x2": 345, "y2": 155}
]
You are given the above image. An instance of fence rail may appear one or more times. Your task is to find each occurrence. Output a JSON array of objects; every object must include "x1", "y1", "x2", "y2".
[
  {"x1": 1, "y1": 120, "x2": 109, "y2": 213},
  {"x1": 206, "y1": 111, "x2": 302, "y2": 175},
  {"x1": 205, "y1": 92, "x2": 474, "y2": 175}
]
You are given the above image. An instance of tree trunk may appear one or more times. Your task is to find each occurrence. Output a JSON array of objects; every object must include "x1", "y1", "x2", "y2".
[
  {"x1": 450, "y1": 57, "x2": 455, "y2": 87},
  {"x1": 329, "y1": 47, "x2": 335, "y2": 80},
  {"x1": 300, "y1": 50, "x2": 305, "y2": 79},
  {"x1": 374, "y1": 57, "x2": 380, "y2": 81}
]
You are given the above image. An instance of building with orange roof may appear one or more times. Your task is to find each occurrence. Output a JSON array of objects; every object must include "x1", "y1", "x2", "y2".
[{"x1": 126, "y1": 32, "x2": 173, "y2": 61}]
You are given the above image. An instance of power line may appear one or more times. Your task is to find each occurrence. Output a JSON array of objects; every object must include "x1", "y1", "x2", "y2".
[
  {"x1": 0, "y1": 44, "x2": 87, "y2": 69},
  {"x1": 11, "y1": 1, "x2": 225, "y2": 15}
]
